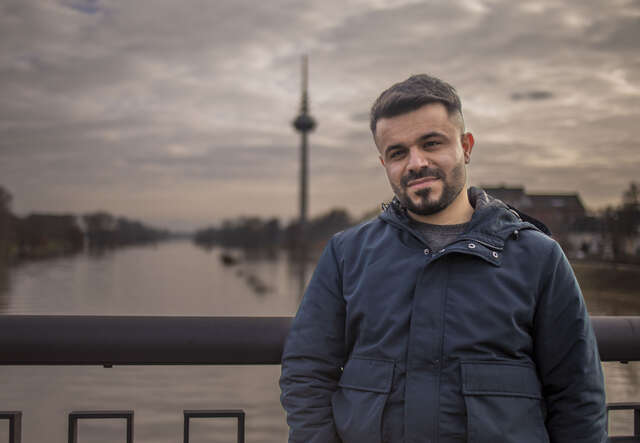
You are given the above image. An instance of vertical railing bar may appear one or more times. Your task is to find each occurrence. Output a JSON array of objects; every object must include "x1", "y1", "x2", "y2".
[
  {"x1": 183, "y1": 411, "x2": 189, "y2": 443},
  {"x1": 635, "y1": 406, "x2": 640, "y2": 437},
  {"x1": 126, "y1": 413, "x2": 134, "y2": 443},
  {"x1": 6, "y1": 412, "x2": 21, "y2": 443},
  {"x1": 238, "y1": 412, "x2": 245, "y2": 443},
  {"x1": 8, "y1": 415, "x2": 14, "y2": 443},
  {"x1": 68, "y1": 414, "x2": 77, "y2": 443},
  {"x1": 14, "y1": 412, "x2": 21, "y2": 443}
]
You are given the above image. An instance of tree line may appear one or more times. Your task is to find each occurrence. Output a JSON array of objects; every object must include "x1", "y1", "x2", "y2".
[
  {"x1": 599, "y1": 182, "x2": 640, "y2": 262},
  {"x1": 193, "y1": 208, "x2": 354, "y2": 252},
  {"x1": 0, "y1": 186, "x2": 170, "y2": 262}
]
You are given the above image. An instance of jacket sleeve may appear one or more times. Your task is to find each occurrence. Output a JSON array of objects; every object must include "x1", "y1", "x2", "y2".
[
  {"x1": 533, "y1": 240, "x2": 607, "y2": 443},
  {"x1": 280, "y1": 236, "x2": 347, "y2": 443}
]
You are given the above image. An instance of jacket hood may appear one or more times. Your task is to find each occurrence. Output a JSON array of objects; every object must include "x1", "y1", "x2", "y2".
[{"x1": 379, "y1": 186, "x2": 550, "y2": 249}]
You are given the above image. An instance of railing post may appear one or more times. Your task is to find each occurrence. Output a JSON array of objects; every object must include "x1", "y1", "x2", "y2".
[
  {"x1": 238, "y1": 411, "x2": 245, "y2": 443},
  {"x1": 68, "y1": 411, "x2": 133, "y2": 443},
  {"x1": 0, "y1": 412, "x2": 22, "y2": 443},
  {"x1": 183, "y1": 410, "x2": 245, "y2": 443},
  {"x1": 607, "y1": 402, "x2": 640, "y2": 441},
  {"x1": 68, "y1": 414, "x2": 76, "y2": 443}
]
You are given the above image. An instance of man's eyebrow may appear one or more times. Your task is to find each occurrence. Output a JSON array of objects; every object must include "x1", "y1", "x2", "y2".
[
  {"x1": 384, "y1": 131, "x2": 447, "y2": 155},
  {"x1": 417, "y1": 131, "x2": 447, "y2": 141}
]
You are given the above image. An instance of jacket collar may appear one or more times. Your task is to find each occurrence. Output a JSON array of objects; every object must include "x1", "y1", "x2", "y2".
[{"x1": 379, "y1": 186, "x2": 549, "y2": 250}]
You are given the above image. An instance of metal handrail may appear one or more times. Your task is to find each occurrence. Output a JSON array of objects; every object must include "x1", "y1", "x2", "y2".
[
  {"x1": 0, "y1": 315, "x2": 638, "y2": 365},
  {"x1": 0, "y1": 315, "x2": 291, "y2": 365}
]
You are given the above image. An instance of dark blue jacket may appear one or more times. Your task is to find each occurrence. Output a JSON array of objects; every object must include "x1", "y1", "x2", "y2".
[{"x1": 280, "y1": 188, "x2": 607, "y2": 443}]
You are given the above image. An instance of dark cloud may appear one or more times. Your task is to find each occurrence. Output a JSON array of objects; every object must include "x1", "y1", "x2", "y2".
[
  {"x1": 63, "y1": 0, "x2": 101, "y2": 15},
  {"x1": 511, "y1": 91, "x2": 554, "y2": 101}
]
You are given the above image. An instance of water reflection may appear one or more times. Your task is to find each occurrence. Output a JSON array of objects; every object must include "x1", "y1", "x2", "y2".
[
  {"x1": 574, "y1": 262, "x2": 640, "y2": 315},
  {"x1": 211, "y1": 245, "x2": 314, "y2": 300},
  {"x1": 1, "y1": 240, "x2": 306, "y2": 316},
  {"x1": 217, "y1": 250, "x2": 271, "y2": 295},
  {"x1": 240, "y1": 247, "x2": 280, "y2": 262},
  {"x1": 0, "y1": 262, "x2": 10, "y2": 312},
  {"x1": 235, "y1": 268, "x2": 272, "y2": 296},
  {"x1": 295, "y1": 256, "x2": 308, "y2": 301},
  {"x1": 86, "y1": 242, "x2": 160, "y2": 259}
]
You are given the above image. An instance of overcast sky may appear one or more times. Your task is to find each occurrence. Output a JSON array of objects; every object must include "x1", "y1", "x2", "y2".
[{"x1": 1, "y1": 0, "x2": 639, "y2": 230}]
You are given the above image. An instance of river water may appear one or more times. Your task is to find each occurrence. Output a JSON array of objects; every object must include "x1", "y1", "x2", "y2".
[{"x1": 0, "y1": 239, "x2": 638, "y2": 441}]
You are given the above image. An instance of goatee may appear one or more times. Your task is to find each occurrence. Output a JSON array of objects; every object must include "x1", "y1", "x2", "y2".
[{"x1": 395, "y1": 163, "x2": 466, "y2": 216}]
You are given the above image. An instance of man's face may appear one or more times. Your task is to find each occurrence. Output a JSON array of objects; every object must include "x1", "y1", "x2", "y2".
[{"x1": 375, "y1": 103, "x2": 474, "y2": 218}]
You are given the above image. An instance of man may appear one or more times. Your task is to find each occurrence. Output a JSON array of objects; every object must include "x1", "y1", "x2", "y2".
[{"x1": 280, "y1": 74, "x2": 607, "y2": 443}]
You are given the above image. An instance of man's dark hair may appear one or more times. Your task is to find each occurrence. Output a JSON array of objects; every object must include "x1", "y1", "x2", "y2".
[{"x1": 370, "y1": 74, "x2": 465, "y2": 135}]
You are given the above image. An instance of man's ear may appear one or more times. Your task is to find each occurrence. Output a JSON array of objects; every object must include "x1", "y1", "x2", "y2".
[
  {"x1": 461, "y1": 132, "x2": 474, "y2": 164},
  {"x1": 379, "y1": 154, "x2": 385, "y2": 167}
]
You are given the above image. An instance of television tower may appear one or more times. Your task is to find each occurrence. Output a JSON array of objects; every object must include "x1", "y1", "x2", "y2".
[{"x1": 292, "y1": 55, "x2": 316, "y2": 229}]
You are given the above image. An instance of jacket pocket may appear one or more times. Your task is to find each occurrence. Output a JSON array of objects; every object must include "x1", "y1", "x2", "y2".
[
  {"x1": 332, "y1": 357, "x2": 394, "y2": 443},
  {"x1": 461, "y1": 360, "x2": 549, "y2": 443}
]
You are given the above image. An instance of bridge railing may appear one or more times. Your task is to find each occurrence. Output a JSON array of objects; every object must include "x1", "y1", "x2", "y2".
[
  {"x1": 1, "y1": 315, "x2": 639, "y2": 442},
  {"x1": 1, "y1": 315, "x2": 637, "y2": 365}
]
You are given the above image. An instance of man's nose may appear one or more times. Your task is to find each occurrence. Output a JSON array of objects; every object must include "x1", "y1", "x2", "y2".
[{"x1": 406, "y1": 147, "x2": 429, "y2": 171}]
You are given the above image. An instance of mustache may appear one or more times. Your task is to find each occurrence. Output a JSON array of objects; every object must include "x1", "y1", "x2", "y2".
[{"x1": 401, "y1": 167, "x2": 444, "y2": 187}]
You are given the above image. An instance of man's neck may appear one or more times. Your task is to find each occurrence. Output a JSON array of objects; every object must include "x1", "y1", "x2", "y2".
[{"x1": 407, "y1": 186, "x2": 474, "y2": 225}]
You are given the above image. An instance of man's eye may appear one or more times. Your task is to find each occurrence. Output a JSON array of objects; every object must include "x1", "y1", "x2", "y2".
[
  {"x1": 389, "y1": 150, "x2": 405, "y2": 159},
  {"x1": 424, "y1": 141, "x2": 440, "y2": 148}
]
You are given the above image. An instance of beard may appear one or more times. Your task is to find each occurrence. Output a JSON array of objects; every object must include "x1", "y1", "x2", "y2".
[{"x1": 393, "y1": 162, "x2": 466, "y2": 216}]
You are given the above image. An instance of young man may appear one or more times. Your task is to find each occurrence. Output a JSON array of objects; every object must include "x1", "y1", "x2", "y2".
[{"x1": 280, "y1": 74, "x2": 607, "y2": 443}]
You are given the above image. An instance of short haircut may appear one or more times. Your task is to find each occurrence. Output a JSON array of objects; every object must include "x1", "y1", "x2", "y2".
[{"x1": 370, "y1": 74, "x2": 465, "y2": 135}]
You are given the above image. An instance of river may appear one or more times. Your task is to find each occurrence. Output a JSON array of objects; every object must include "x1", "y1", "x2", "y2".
[{"x1": 0, "y1": 239, "x2": 638, "y2": 441}]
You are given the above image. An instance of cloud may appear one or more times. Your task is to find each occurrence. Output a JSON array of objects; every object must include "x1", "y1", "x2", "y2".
[{"x1": 0, "y1": 0, "x2": 639, "y2": 228}]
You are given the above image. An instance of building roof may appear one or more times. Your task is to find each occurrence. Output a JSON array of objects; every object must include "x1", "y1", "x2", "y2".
[
  {"x1": 527, "y1": 194, "x2": 585, "y2": 212},
  {"x1": 483, "y1": 186, "x2": 585, "y2": 213},
  {"x1": 482, "y1": 186, "x2": 526, "y2": 203}
]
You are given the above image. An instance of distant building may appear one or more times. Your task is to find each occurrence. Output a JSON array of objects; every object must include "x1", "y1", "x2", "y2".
[
  {"x1": 483, "y1": 185, "x2": 589, "y2": 256},
  {"x1": 567, "y1": 216, "x2": 606, "y2": 259}
]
